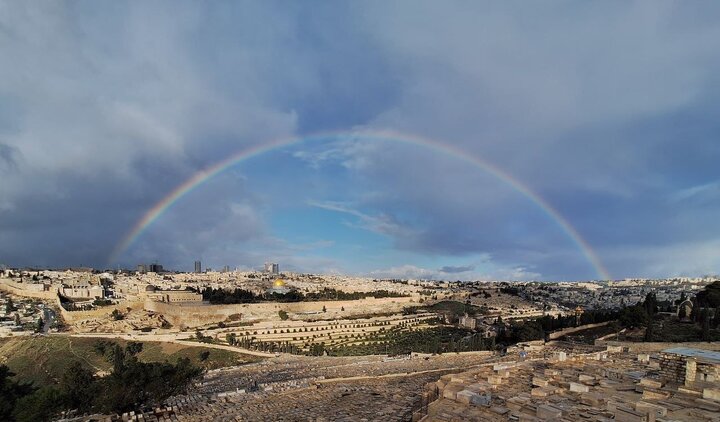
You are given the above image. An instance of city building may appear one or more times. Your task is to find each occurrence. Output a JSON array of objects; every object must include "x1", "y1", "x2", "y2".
[
  {"x1": 144, "y1": 285, "x2": 203, "y2": 303},
  {"x1": 266, "y1": 278, "x2": 292, "y2": 295},
  {"x1": 264, "y1": 262, "x2": 279, "y2": 274},
  {"x1": 194, "y1": 260, "x2": 202, "y2": 273},
  {"x1": 61, "y1": 279, "x2": 104, "y2": 299}
]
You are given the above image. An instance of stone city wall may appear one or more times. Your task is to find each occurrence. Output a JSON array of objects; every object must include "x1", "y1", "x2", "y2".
[
  {"x1": 144, "y1": 296, "x2": 418, "y2": 328},
  {"x1": 56, "y1": 296, "x2": 144, "y2": 324},
  {"x1": 144, "y1": 300, "x2": 246, "y2": 328},
  {"x1": 0, "y1": 278, "x2": 59, "y2": 300}
]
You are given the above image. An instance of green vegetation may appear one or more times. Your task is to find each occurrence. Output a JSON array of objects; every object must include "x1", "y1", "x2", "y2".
[
  {"x1": 695, "y1": 280, "x2": 720, "y2": 308},
  {"x1": 0, "y1": 365, "x2": 34, "y2": 421},
  {"x1": 330, "y1": 326, "x2": 493, "y2": 356},
  {"x1": 194, "y1": 329, "x2": 215, "y2": 343},
  {"x1": 616, "y1": 284, "x2": 720, "y2": 342},
  {"x1": 0, "y1": 336, "x2": 255, "y2": 387},
  {"x1": 110, "y1": 309, "x2": 124, "y2": 320},
  {"x1": 0, "y1": 341, "x2": 203, "y2": 421},
  {"x1": 424, "y1": 300, "x2": 488, "y2": 316},
  {"x1": 278, "y1": 310, "x2": 289, "y2": 320},
  {"x1": 303, "y1": 288, "x2": 408, "y2": 301},
  {"x1": 201, "y1": 287, "x2": 408, "y2": 304},
  {"x1": 536, "y1": 309, "x2": 619, "y2": 331}
]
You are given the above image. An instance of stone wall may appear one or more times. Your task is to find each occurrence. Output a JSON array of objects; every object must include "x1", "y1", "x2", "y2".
[
  {"x1": 0, "y1": 278, "x2": 59, "y2": 300},
  {"x1": 658, "y1": 352, "x2": 687, "y2": 384},
  {"x1": 595, "y1": 340, "x2": 720, "y2": 353},
  {"x1": 143, "y1": 296, "x2": 418, "y2": 328},
  {"x1": 144, "y1": 300, "x2": 247, "y2": 328},
  {"x1": 56, "y1": 295, "x2": 144, "y2": 324},
  {"x1": 547, "y1": 321, "x2": 613, "y2": 340}
]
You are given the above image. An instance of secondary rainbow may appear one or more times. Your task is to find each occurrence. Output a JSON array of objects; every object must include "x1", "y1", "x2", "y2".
[{"x1": 109, "y1": 130, "x2": 611, "y2": 280}]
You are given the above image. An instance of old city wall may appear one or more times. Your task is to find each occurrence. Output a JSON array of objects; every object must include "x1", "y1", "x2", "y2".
[
  {"x1": 56, "y1": 296, "x2": 145, "y2": 324},
  {"x1": 144, "y1": 300, "x2": 246, "y2": 328},
  {"x1": 547, "y1": 321, "x2": 613, "y2": 340},
  {"x1": 144, "y1": 296, "x2": 418, "y2": 328},
  {"x1": 0, "y1": 278, "x2": 58, "y2": 300},
  {"x1": 273, "y1": 296, "x2": 417, "y2": 317}
]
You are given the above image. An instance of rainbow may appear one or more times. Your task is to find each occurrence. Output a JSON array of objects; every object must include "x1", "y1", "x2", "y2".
[{"x1": 109, "y1": 130, "x2": 611, "y2": 280}]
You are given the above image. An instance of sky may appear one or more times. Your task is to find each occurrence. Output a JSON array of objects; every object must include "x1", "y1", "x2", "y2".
[{"x1": 1, "y1": 1, "x2": 720, "y2": 281}]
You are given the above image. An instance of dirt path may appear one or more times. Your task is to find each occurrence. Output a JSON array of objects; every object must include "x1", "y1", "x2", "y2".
[
  {"x1": 65, "y1": 336, "x2": 103, "y2": 372},
  {"x1": 66, "y1": 332, "x2": 277, "y2": 358}
]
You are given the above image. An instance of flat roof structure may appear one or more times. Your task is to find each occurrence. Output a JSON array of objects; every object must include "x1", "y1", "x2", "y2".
[{"x1": 662, "y1": 347, "x2": 720, "y2": 365}]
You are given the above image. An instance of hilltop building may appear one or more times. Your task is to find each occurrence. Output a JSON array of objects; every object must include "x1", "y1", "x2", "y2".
[
  {"x1": 266, "y1": 279, "x2": 292, "y2": 295},
  {"x1": 144, "y1": 285, "x2": 202, "y2": 303}
]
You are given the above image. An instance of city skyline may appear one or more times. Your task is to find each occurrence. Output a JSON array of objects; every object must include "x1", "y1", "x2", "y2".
[{"x1": 1, "y1": 3, "x2": 720, "y2": 280}]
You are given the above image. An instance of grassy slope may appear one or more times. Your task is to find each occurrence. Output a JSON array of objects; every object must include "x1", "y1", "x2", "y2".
[
  {"x1": 426, "y1": 300, "x2": 485, "y2": 315},
  {"x1": 0, "y1": 335, "x2": 261, "y2": 386}
]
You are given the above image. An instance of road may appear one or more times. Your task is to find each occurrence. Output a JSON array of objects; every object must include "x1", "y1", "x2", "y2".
[{"x1": 42, "y1": 307, "x2": 56, "y2": 333}]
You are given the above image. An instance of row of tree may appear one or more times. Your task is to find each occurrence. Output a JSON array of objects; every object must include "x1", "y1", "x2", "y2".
[
  {"x1": 200, "y1": 287, "x2": 407, "y2": 304},
  {"x1": 0, "y1": 341, "x2": 203, "y2": 422}
]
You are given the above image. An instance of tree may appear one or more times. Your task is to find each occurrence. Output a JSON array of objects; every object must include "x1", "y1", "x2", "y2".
[
  {"x1": 110, "y1": 309, "x2": 124, "y2": 321},
  {"x1": 696, "y1": 280, "x2": 720, "y2": 308},
  {"x1": 125, "y1": 342, "x2": 143, "y2": 356},
  {"x1": 619, "y1": 305, "x2": 649, "y2": 329},
  {"x1": 690, "y1": 299, "x2": 700, "y2": 322},
  {"x1": 13, "y1": 314, "x2": 20, "y2": 326},
  {"x1": 643, "y1": 292, "x2": 658, "y2": 316},
  {"x1": 13, "y1": 386, "x2": 63, "y2": 422},
  {"x1": 5, "y1": 298, "x2": 14, "y2": 314},
  {"x1": 701, "y1": 308, "x2": 711, "y2": 341},
  {"x1": 60, "y1": 361, "x2": 96, "y2": 410},
  {"x1": 199, "y1": 351, "x2": 210, "y2": 362},
  {"x1": 644, "y1": 321, "x2": 655, "y2": 342},
  {"x1": 226, "y1": 333, "x2": 237, "y2": 346},
  {"x1": 278, "y1": 310, "x2": 289, "y2": 320},
  {"x1": 0, "y1": 365, "x2": 36, "y2": 421},
  {"x1": 678, "y1": 305, "x2": 687, "y2": 320},
  {"x1": 322, "y1": 305, "x2": 327, "y2": 313},
  {"x1": 35, "y1": 317, "x2": 43, "y2": 333}
]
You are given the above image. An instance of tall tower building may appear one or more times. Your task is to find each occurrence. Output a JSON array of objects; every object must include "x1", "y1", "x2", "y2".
[
  {"x1": 194, "y1": 260, "x2": 202, "y2": 273},
  {"x1": 264, "y1": 262, "x2": 279, "y2": 275}
]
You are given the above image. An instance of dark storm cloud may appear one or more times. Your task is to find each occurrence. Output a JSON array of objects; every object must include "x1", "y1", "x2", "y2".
[
  {"x1": 0, "y1": 143, "x2": 18, "y2": 171},
  {"x1": 1, "y1": 2, "x2": 720, "y2": 279},
  {"x1": 439, "y1": 265, "x2": 476, "y2": 274}
]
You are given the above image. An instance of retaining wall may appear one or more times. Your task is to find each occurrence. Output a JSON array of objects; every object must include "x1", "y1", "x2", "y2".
[
  {"x1": 0, "y1": 279, "x2": 59, "y2": 300},
  {"x1": 143, "y1": 296, "x2": 418, "y2": 328},
  {"x1": 547, "y1": 321, "x2": 613, "y2": 340}
]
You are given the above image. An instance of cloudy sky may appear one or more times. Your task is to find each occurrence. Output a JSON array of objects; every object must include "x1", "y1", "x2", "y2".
[{"x1": 1, "y1": 1, "x2": 720, "y2": 280}]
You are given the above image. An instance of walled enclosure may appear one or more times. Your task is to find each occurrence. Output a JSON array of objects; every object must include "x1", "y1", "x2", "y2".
[{"x1": 144, "y1": 296, "x2": 418, "y2": 328}]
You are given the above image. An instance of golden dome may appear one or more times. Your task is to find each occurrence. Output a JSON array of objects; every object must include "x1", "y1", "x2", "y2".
[{"x1": 273, "y1": 279, "x2": 286, "y2": 288}]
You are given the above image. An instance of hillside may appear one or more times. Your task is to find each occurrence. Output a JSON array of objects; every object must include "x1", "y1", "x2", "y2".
[{"x1": 0, "y1": 335, "x2": 261, "y2": 386}]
